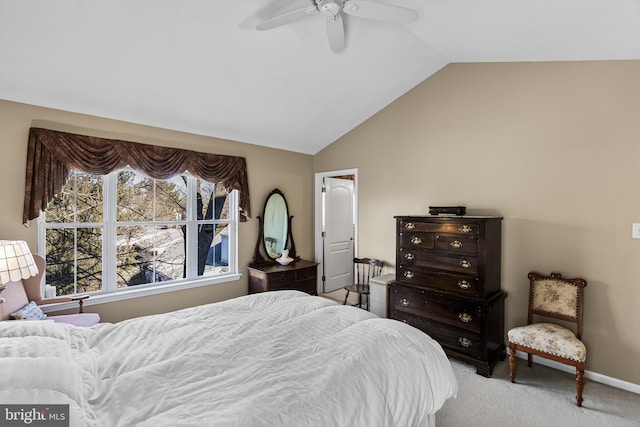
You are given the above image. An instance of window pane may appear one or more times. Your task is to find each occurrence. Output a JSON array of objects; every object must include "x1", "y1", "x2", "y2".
[
  {"x1": 77, "y1": 228, "x2": 103, "y2": 293},
  {"x1": 154, "y1": 225, "x2": 185, "y2": 281},
  {"x1": 45, "y1": 171, "x2": 103, "y2": 223},
  {"x1": 117, "y1": 170, "x2": 154, "y2": 222},
  {"x1": 45, "y1": 227, "x2": 102, "y2": 295},
  {"x1": 76, "y1": 175, "x2": 103, "y2": 222},
  {"x1": 198, "y1": 223, "x2": 229, "y2": 277},
  {"x1": 116, "y1": 225, "x2": 185, "y2": 287},
  {"x1": 155, "y1": 176, "x2": 187, "y2": 221},
  {"x1": 196, "y1": 180, "x2": 229, "y2": 220},
  {"x1": 45, "y1": 228, "x2": 75, "y2": 292}
]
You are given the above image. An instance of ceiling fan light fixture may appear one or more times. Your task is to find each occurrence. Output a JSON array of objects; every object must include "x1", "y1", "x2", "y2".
[
  {"x1": 257, "y1": 0, "x2": 419, "y2": 52},
  {"x1": 316, "y1": 0, "x2": 343, "y2": 20}
]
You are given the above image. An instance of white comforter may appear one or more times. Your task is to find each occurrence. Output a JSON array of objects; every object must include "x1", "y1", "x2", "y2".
[{"x1": 0, "y1": 291, "x2": 457, "y2": 427}]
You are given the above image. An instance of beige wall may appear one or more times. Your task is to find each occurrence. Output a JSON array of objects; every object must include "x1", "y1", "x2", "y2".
[
  {"x1": 314, "y1": 61, "x2": 640, "y2": 385},
  {"x1": 0, "y1": 100, "x2": 315, "y2": 323}
]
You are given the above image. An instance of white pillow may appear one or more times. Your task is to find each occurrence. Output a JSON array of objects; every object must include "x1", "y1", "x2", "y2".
[{"x1": 10, "y1": 301, "x2": 48, "y2": 320}]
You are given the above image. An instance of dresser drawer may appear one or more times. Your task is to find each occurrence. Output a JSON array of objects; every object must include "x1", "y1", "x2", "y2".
[
  {"x1": 396, "y1": 266, "x2": 482, "y2": 298},
  {"x1": 393, "y1": 311, "x2": 482, "y2": 358},
  {"x1": 268, "y1": 271, "x2": 296, "y2": 288},
  {"x1": 435, "y1": 234, "x2": 478, "y2": 255},
  {"x1": 295, "y1": 267, "x2": 316, "y2": 281},
  {"x1": 399, "y1": 232, "x2": 436, "y2": 250},
  {"x1": 391, "y1": 287, "x2": 482, "y2": 332},
  {"x1": 399, "y1": 249, "x2": 478, "y2": 275},
  {"x1": 295, "y1": 278, "x2": 315, "y2": 293},
  {"x1": 400, "y1": 220, "x2": 479, "y2": 235}
]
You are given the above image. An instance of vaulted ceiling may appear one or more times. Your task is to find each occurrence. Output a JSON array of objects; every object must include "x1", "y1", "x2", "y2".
[{"x1": 1, "y1": 0, "x2": 639, "y2": 154}]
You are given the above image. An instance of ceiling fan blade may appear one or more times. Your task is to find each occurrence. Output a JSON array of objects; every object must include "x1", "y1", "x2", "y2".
[
  {"x1": 326, "y1": 14, "x2": 345, "y2": 53},
  {"x1": 342, "y1": 0, "x2": 418, "y2": 24},
  {"x1": 256, "y1": 6, "x2": 318, "y2": 30}
]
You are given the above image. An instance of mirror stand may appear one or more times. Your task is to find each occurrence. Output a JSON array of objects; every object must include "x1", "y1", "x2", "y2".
[
  {"x1": 251, "y1": 216, "x2": 267, "y2": 265},
  {"x1": 286, "y1": 214, "x2": 298, "y2": 262}
]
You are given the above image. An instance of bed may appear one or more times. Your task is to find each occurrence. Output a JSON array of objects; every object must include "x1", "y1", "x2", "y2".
[{"x1": 0, "y1": 290, "x2": 458, "y2": 426}]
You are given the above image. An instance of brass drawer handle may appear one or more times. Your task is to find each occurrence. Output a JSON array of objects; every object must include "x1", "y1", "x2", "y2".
[
  {"x1": 458, "y1": 280, "x2": 471, "y2": 290},
  {"x1": 404, "y1": 222, "x2": 415, "y2": 230},
  {"x1": 458, "y1": 313, "x2": 472, "y2": 323},
  {"x1": 404, "y1": 252, "x2": 415, "y2": 261},
  {"x1": 458, "y1": 337, "x2": 472, "y2": 348},
  {"x1": 450, "y1": 240, "x2": 462, "y2": 248},
  {"x1": 410, "y1": 236, "x2": 422, "y2": 245},
  {"x1": 400, "y1": 298, "x2": 410, "y2": 307},
  {"x1": 459, "y1": 260, "x2": 471, "y2": 268},
  {"x1": 459, "y1": 225, "x2": 473, "y2": 233},
  {"x1": 403, "y1": 271, "x2": 414, "y2": 279}
]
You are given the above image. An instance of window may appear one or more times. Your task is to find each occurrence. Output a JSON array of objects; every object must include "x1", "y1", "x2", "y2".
[{"x1": 39, "y1": 168, "x2": 238, "y2": 300}]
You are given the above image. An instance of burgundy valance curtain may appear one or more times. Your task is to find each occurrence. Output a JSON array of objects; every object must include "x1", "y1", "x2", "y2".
[{"x1": 23, "y1": 127, "x2": 251, "y2": 225}]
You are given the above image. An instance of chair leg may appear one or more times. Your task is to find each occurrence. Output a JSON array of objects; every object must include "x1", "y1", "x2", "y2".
[
  {"x1": 343, "y1": 290, "x2": 350, "y2": 305},
  {"x1": 509, "y1": 345, "x2": 517, "y2": 383},
  {"x1": 527, "y1": 353, "x2": 533, "y2": 368},
  {"x1": 576, "y1": 367, "x2": 585, "y2": 407}
]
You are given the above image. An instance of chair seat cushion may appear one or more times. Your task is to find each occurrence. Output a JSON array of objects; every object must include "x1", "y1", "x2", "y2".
[
  {"x1": 508, "y1": 322, "x2": 586, "y2": 362},
  {"x1": 50, "y1": 313, "x2": 100, "y2": 327}
]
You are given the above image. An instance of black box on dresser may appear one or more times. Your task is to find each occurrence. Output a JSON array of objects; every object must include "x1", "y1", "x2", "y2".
[{"x1": 388, "y1": 215, "x2": 506, "y2": 377}]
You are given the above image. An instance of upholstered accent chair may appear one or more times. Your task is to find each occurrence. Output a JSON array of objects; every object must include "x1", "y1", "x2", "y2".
[
  {"x1": 508, "y1": 272, "x2": 587, "y2": 406},
  {"x1": 343, "y1": 258, "x2": 384, "y2": 311},
  {"x1": 0, "y1": 254, "x2": 99, "y2": 326}
]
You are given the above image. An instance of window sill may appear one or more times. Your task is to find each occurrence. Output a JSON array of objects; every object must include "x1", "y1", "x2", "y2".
[{"x1": 40, "y1": 273, "x2": 242, "y2": 314}]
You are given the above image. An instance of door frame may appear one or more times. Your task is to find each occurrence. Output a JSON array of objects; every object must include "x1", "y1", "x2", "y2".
[{"x1": 314, "y1": 168, "x2": 358, "y2": 294}]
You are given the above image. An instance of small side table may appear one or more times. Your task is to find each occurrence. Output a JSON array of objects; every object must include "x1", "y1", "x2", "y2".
[{"x1": 247, "y1": 259, "x2": 318, "y2": 295}]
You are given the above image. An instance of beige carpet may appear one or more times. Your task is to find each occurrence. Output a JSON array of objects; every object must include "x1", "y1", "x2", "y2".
[{"x1": 437, "y1": 358, "x2": 640, "y2": 427}]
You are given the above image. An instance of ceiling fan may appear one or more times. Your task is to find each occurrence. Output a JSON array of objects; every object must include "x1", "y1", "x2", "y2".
[{"x1": 255, "y1": 0, "x2": 419, "y2": 53}]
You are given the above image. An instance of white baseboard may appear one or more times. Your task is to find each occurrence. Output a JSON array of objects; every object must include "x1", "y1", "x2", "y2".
[{"x1": 515, "y1": 351, "x2": 640, "y2": 395}]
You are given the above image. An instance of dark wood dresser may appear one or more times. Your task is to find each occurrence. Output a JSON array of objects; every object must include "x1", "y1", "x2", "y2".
[
  {"x1": 388, "y1": 215, "x2": 506, "y2": 377},
  {"x1": 247, "y1": 259, "x2": 318, "y2": 295}
]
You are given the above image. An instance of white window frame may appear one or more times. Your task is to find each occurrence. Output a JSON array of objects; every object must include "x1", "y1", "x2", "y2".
[{"x1": 37, "y1": 170, "x2": 241, "y2": 311}]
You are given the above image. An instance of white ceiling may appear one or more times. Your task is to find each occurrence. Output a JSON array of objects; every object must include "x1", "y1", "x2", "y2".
[{"x1": 1, "y1": 0, "x2": 639, "y2": 154}]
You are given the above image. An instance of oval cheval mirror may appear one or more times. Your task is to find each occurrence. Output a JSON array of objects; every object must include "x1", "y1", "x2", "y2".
[{"x1": 251, "y1": 189, "x2": 298, "y2": 265}]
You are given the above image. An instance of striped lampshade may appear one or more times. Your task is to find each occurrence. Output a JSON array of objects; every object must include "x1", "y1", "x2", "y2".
[{"x1": 0, "y1": 240, "x2": 39, "y2": 285}]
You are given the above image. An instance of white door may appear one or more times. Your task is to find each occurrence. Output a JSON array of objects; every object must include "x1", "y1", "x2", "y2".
[{"x1": 322, "y1": 177, "x2": 354, "y2": 293}]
